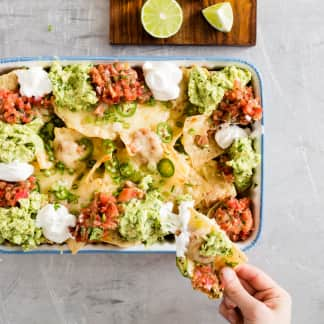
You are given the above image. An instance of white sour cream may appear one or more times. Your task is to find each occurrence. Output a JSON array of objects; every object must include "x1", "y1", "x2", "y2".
[
  {"x1": 176, "y1": 232, "x2": 190, "y2": 258},
  {"x1": 0, "y1": 162, "x2": 34, "y2": 182},
  {"x1": 15, "y1": 67, "x2": 52, "y2": 98},
  {"x1": 159, "y1": 200, "x2": 194, "y2": 257},
  {"x1": 176, "y1": 201, "x2": 194, "y2": 257},
  {"x1": 36, "y1": 204, "x2": 76, "y2": 244},
  {"x1": 143, "y1": 62, "x2": 182, "y2": 101},
  {"x1": 160, "y1": 202, "x2": 178, "y2": 233},
  {"x1": 215, "y1": 124, "x2": 249, "y2": 149}
]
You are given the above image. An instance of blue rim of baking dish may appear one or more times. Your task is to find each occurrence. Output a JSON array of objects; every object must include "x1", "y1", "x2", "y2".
[{"x1": 0, "y1": 56, "x2": 264, "y2": 254}]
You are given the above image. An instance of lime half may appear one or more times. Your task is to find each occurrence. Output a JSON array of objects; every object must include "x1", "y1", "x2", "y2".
[
  {"x1": 202, "y1": 2, "x2": 234, "y2": 33},
  {"x1": 141, "y1": 0, "x2": 183, "y2": 39}
]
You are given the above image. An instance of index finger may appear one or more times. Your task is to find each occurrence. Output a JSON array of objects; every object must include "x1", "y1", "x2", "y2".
[{"x1": 235, "y1": 264, "x2": 278, "y2": 291}]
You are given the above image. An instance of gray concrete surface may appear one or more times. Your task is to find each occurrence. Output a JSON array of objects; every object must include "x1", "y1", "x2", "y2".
[{"x1": 0, "y1": 0, "x2": 323, "y2": 323}]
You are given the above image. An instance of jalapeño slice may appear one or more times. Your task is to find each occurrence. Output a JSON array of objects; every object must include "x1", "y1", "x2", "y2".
[
  {"x1": 116, "y1": 102, "x2": 137, "y2": 117},
  {"x1": 157, "y1": 122, "x2": 173, "y2": 143},
  {"x1": 157, "y1": 158, "x2": 175, "y2": 178}
]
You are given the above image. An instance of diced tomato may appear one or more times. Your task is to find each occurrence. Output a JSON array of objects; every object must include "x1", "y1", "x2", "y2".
[
  {"x1": 73, "y1": 192, "x2": 120, "y2": 242},
  {"x1": 0, "y1": 89, "x2": 51, "y2": 124},
  {"x1": 90, "y1": 64, "x2": 152, "y2": 105},
  {"x1": 192, "y1": 265, "x2": 219, "y2": 293},
  {"x1": 211, "y1": 197, "x2": 253, "y2": 242},
  {"x1": 15, "y1": 190, "x2": 29, "y2": 201},
  {"x1": 117, "y1": 187, "x2": 142, "y2": 203},
  {"x1": 212, "y1": 80, "x2": 262, "y2": 126},
  {"x1": 99, "y1": 192, "x2": 115, "y2": 205},
  {"x1": 227, "y1": 198, "x2": 239, "y2": 209},
  {"x1": 0, "y1": 177, "x2": 35, "y2": 207}
]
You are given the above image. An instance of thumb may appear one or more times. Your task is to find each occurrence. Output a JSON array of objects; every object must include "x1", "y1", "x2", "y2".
[{"x1": 221, "y1": 267, "x2": 260, "y2": 314}]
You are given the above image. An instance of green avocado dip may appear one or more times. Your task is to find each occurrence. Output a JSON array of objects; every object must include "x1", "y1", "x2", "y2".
[
  {"x1": 188, "y1": 66, "x2": 252, "y2": 114},
  {"x1": 49, "y1": 62, "x2": 98, "y2": 112},
  {"x1": 227, "y1": 137, "x2": 261, "y2": 192},
  {"x1": 118, "y1": 191, "x2": 168, "y2": 245},
  {"x1": 0, "y1": 119, "x2": 45, "y2": 163},
  {"x1": 0, "y1": 192, "x2": 44, "y2": 250},
  {"x1": 199, "y1": 231, "x2": 232, "y2": 257}
]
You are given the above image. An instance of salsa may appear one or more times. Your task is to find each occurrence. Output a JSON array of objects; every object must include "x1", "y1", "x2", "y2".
[
  {"x1": 0, "y1": 89, "x2": 50, "y2": 124},
  {"x1": 0, "y1": 176, "x2": 36, "y2": 208},
  {"x1": 73, "y1": 192, "x2": 119, "y2": 242},
  {"x1": 210, "y1": 197, "x2": 253, "y2": 242},
  {"x1": 213, "y1": 80, "x2": 262, "y2": 126},
  {"x1": 191, "y1": 264, "x2": 220, "y2": 295},
  {"x1": 90, "y1": 63, "x2": 152, "y2": 105}
]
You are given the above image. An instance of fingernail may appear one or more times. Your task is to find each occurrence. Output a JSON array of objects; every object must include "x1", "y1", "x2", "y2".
[{"x1": 221, "y1": 267, "x2": 235, "y2": 282}]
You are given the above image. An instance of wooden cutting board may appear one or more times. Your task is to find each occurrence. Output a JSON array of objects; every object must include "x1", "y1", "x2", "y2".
[{"x1": 110, "y1": 0, "x2": 256, "y2": 46}]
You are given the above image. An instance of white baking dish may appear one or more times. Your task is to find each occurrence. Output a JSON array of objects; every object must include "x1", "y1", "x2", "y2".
[{"x1": 0, "y1": 56, "x2": 263, "y2": 254}]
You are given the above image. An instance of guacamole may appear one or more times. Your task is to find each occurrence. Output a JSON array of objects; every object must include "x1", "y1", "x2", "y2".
[
  {"x1": 188, "y1": 66, "x2": 252, "y2": 114},
  {"x1": 227, "y1": 137, "x2": 261, "y2": 192},
  {"x1": 211, "y1": 66, "x2": 252, "y2": 90},
  {"x1": 0, "y1": 192, "x2": 44, "y2": 250},
  {"x1": 199, "y1": 231, "x2": 232, "y2": 257},
  {"x1": 118, "y1": 191, "x2": 167, "y2": 245},
  {"x1": 49, "y1": 62, "x2": 98, "y2": 112},
  {"x1": 0, "y1": 119, "x2": 45, "y2": 163}
]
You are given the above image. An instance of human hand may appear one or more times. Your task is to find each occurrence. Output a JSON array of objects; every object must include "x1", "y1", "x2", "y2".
[{"x1": 219, "y1": 264, "x2": 291, "y2": 324}]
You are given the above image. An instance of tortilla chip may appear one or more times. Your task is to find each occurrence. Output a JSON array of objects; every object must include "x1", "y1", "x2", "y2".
[
  {"x1": 183, "y1": 115, "x2": 223, "y2": 168},
  {"x1": 66, "y1": 239, "x2": 86, "y2": 255},
  {"x1": 0, "y1": 72, "x2": 18, "y2": 91},
  {"x1": 159, "y1": 147, "x2": 192, "y2": 198},
  {"x1": 189, "y1": 208, "x2": 247, "y2": 265},
  {"x1": 159, "y1": 147, "x2": 220, "y2": 207},
  {"x1": 182, "y1": 208, "x2": 247, "y2": 299},
  {"x1": 54, "y1": 106, "x2": 119, "y2": 140},
  {"x1": 101, "y1": 230, "x2": 141, "y2": 248},
  {"x1": 119, "y1": 103, "x2": 170, "y2": 153},
  {"x1": 198, "y1": 160, "x2": 236, "y2": 207},
  {"x1": 55, "y1": 102, "x2": 169, "y2": 141},
  {"x1": 35, "y1": 167, "x2": 79, "y2": 193}
]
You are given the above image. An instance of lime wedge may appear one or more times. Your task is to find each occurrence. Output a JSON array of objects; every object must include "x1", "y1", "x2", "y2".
[
  {"x1": 202, "y1": 2, "x2": 234, "y2": 33},
  {"x1": 141, "y1": 0, "x2": 183, "y2": 39}
]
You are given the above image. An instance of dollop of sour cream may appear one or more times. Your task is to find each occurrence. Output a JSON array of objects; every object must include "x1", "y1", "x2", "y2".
[
  {"x1": 160, "y1": 202, "x2": 178, "y2": 233},
  {"x1": 215, "y1": 124, "x2": 249, "y2": 149},
  {"x1": 176, "y1": 201, "x2": 194, "y2": 257},
  {"x1": 143, "y1": 62, "x2": 182, "y2": 101},
  {"x1": 159, "y1": 200, "x2": 194, "y2": 257},
  {"x1": 0, "y1": 162, "x2": 34, "y2": 182},
  {"x1": 36, "y1": 204, "x2": 76, "y2": 244},
  {"x1": 15, "y1": 67, "x2": 52, "y2": 98}
]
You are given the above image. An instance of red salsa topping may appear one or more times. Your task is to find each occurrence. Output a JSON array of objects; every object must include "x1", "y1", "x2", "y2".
[
  {"x1": 191, "y1": 265, "x2": 220, "y2": 294},
  {"x1": 117, "y1": 186, "x2": 144, "y2": 203},
  {"x1": 0, "y1": 89, "x2": 51, "y2": 124},
  {"x1": 90, "y1": 63, "x2": 152, "y2": 105},
  {"x1": 73, "y1": 183, "x2": 145, "y2": 242},
  {"x1": 73, "y1": 192, "x2": 120, "y2": 242},
  {"x1": 211, "y1": 197, "x2": 253, "y2": 242},
  {"x1": 213, "y1": 80, "x2": 262, "y2": 126},
  {"x1": 0, "y1": 176, "x2": 36, "y2": 208}
]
